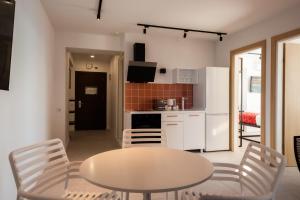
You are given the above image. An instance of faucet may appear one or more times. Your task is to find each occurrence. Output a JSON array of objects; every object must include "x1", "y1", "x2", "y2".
[{"x1": 181, "y1": 97, "x2": 187, "y2": 110}]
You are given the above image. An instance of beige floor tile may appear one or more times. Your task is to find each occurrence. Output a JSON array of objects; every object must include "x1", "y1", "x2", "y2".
[{"x1": 64, "y1": 131, "x2": 300, "y2": 200}]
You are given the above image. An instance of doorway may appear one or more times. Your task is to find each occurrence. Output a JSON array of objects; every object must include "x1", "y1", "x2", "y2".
[
  {"x1": 75, "y1": 72, "x2": 107, "y2": 130},
  {"x1": 230, "y1": 41, "x2": 266, "y2": 151},
  {"x1": 271, "y1": 32, "x2": 300, "y2": 166},
  {"x1": 283, "y1": 41, "x2": 300, "y2": 166},
  {"x1": 66, "y1": 49, "x2": 124, "y2": 160}
]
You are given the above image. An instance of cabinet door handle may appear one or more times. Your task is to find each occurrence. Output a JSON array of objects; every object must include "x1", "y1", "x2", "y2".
[
  {"x1": 167, "y1": 115, "x2": 178, "y2": 117},
  {"x1": 166, "y1": 123, "x2": 178, "y2": 126},
  {"x1": 189, "y1": 114, "x2": 200, "y2": 117}
]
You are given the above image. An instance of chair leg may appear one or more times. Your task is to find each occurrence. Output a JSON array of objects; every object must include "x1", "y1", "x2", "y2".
[
  {"x1": 125, "y1": 192, "x2": 129, "y2": 200},
  {"x1": 165, "y1": 192, "x2": 168, "y2": 200}
]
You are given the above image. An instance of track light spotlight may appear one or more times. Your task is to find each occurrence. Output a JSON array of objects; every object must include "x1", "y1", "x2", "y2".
[
  {"x1": 143, "y1": 26, "x2": 149, "y2": 34},
  {"x1": 183, "y1": 30, "x2": 187, "y2": 38},
  {"x1": 219, "y1": 35, "x2": 223, "y2": 42}
]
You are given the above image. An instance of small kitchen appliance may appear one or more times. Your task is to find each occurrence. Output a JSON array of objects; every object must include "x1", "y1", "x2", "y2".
[{"x1": 153, "y1": 99, "x2": 166, "y2": 111}]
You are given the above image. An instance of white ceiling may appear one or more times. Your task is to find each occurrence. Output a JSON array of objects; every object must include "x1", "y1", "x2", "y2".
[{"x1": 41, "y1": 0, "x2": 300, "y2": 39}]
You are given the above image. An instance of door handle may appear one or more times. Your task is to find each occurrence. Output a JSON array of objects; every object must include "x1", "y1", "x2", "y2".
[
  {"x1": 166, "y1": 123, "x2": 178, "y2": 126},
  {"x1": 78, "y1": 100, "x2": 82, "y2": 108}
]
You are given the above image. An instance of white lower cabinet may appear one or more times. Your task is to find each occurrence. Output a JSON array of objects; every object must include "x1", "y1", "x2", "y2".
[
  {"x1": 183, "y1": 112, "x2": 205, "y2": 150},
  {"x1": 162, "y1": 111, "x2": 205, "y2": 150},
  {"x1": 162, "y1": 121, "x2": 184, "y2": 150}
]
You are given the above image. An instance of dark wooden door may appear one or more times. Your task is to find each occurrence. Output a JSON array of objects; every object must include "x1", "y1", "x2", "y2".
[{"x1": 75, "y1": 72, "x2": 107, "y2": 130}]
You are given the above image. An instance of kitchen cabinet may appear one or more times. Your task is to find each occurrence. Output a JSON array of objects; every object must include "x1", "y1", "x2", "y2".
[
  {"x1": 127, "y1": 111, "x2": 205, "y2": 151},
  {"x1": 172, "y1": 68, "x2": 198, "y2": 84},
  {"x1": 162, "y1": 121, "x2": 184, "y2": 150},
  {"x1": 183, "y1": 112, "x2": 205, "y2": 150},
  {"x1": 162, "y1": 113, "x2": 184, "y2": 122},
  {"x1": 162, "y1": 112, "x2": 184, "y2": 150}
]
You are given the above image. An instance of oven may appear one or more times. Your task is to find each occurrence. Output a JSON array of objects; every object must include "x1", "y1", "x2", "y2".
[{"x1": 131, "y1": 113, "x2": 161, "y2": 129}]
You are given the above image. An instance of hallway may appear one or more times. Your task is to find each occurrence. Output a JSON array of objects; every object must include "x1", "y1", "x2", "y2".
[{"x1": 67, "y1": 130, "x2": 121, "y2": 161}]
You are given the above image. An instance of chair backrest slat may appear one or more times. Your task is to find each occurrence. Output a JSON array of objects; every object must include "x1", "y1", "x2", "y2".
[
  {"x1": 122, "y1": 129, "x2": 167, "y2": 148},
  {"x1": 294, "y1": 136, "x2": 300, "y2": 172},
  {"x1": 16, "y1": 149, "x2": 67, "y2": 172},
  {"x1": 19, "y1": 156, "x2": 68, "y2": 181},
  {"x1": 15, "y1": 143, "x2": 64, "y2": 163},
  {"x1": 240, "y1": 142, "x2": 286, "y2": 198},
  {"x1": 242, "y1": 160, "x2": 273, "y2": 185},
  {"x1": 9, "y1": 139, "x2": 69, "y2": 193}
]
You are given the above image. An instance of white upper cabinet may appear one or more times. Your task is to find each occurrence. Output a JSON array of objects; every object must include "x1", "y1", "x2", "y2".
[{"x1": 172, "y1": 68, "x2": 198, "y2": 84}]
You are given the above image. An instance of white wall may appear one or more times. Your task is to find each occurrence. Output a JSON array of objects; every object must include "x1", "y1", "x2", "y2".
[
  {"x1": 215, "y1": 4, "x2": 300, "y2": 147},
  {"x1": 239, "y1": 53, "x2": 261, "y2": 113},
  {"x1": 123, "y1": 33, "x2": 216, "y2": 83},
  {"x1": 53, "y1": 32, "x2": 123, "y2": 145},
  {"x1": 0, "y1": 0, "x2": 55, "y2": 199}
]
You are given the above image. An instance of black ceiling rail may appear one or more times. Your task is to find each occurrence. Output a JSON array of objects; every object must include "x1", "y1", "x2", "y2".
[
  {"x1": 137, "y1": 23, "x2": 227, "y2": 41},
  {"x1": 97, "y1": 0, "x2": 103, "y2": 20}
]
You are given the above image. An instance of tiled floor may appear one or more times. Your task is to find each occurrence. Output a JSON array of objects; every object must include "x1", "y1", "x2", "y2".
[
  {"x1": 67, "y1": 130, "x2": 121, "y2": 161},
  {"x1": 66, "y1": 131, "x2": 300, "y2": 200}
]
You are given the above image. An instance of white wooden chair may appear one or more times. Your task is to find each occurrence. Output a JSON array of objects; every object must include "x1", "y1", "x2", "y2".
[
  {"x1": 9, "y1": 138, "x2": 120, "y2": 200},
  {"x1": 122, "y1": 129, "x2": 167, "y2": 148},
  {"x1": 122, "y1": 129, "x2": 168, "y2": 200},
  {"x1": 182, "y1": 142, "x2": 286, "y2": 200}
]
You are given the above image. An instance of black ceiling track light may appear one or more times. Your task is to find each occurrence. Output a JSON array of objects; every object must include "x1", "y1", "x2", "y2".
[
  {"x1": 97, "y1": 0, "x2": 103, "y2": 20},
  {"x1": 137, "y1": 23, "x2": 227, "y2": 41}
]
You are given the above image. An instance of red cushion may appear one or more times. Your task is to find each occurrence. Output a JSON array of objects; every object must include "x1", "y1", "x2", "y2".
[{"x1": 239, "y1": 112, "x2": 257, "y2": 125}]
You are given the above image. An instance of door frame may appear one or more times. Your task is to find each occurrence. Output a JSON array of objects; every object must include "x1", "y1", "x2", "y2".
[
  {"x1": 270, "y1": 28, "x2": 300, "y2": 149},
  {"x1": 229, "y1": 40, "x2": 267, "y2": 151}
]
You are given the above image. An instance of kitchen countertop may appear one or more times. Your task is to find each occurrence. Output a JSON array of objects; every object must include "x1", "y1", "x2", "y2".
[{"x1": 125, "y1": 109, "x2": 205, "y2": 114}]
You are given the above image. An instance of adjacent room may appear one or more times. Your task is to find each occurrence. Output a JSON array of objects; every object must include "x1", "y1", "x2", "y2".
[
  {"x1": 1, "y1": 0, "x2": 300, "y2": 200},
  {"x1": 235, "y1": 48, "x2": 263, "y2": 148}
]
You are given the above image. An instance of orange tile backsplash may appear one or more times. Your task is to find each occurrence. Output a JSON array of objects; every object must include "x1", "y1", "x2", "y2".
[{"x1": 125, "y1": 83, "x2": 193, "y2": 111}]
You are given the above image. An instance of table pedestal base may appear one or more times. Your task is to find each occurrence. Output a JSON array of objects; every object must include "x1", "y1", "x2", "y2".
[{"x1": 143, "y1": 193, "x2": 151, "y2": 200}]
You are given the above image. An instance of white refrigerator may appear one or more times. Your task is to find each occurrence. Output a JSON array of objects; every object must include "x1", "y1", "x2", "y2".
[{"x1": 193, "y1": 67, "x2": 229, "y2": 151}]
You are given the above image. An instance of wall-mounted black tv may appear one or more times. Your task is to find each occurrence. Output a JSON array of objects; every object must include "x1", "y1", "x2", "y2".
[{"x1": 0, "y1": 0, "x2": 15, "y2": 91}]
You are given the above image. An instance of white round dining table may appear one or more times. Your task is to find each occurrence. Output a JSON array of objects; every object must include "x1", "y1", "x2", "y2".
[{"x1": 79, "y1": 147, "x2": 214, "y2": 200}]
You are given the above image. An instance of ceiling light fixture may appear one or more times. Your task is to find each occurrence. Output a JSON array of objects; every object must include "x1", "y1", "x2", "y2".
[
  {"x1": 137, "y1": 23, "x2": 227, "y2": 41},
  {"x1": 97, "y1": 0, "x2": 103, "y2": 20},
  {"x1": 143, "y1": 25, "x2": 149, "y2": 34},
  {"x1": 183, "y1": 30, "x2": 188, "y2": 38},
  {"x1": 90, "y1": 55, "x2": 95, "y2": 58},
  {"x1": 219, "y1": 34, "x2": 223, "y2": 42}
]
